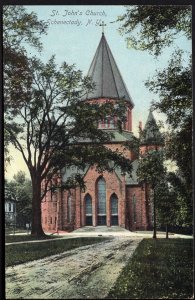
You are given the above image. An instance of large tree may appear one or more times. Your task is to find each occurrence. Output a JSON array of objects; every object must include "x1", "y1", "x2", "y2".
[
  {"x1": 155, "y1": 179, "x2": 178, "y2": 238},
  {"x1": 146, "y1": 52, "x2": 192, "y2": 225},
  {"x1": 137, "y1": 149, "x2": 166, "y2": 238},
  {"x1": 117, "y1": 5, "x2": 192, "y2": 226},
  {"x1": 5, "y1": 55, "x2": 132, "y2": 237}
]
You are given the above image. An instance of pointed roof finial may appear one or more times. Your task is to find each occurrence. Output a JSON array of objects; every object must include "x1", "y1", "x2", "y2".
[{"x1": 99, "y1": 21, "x2": 107, "y2": 34}]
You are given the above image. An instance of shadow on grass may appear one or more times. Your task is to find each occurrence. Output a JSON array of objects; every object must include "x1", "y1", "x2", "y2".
[
  {"x1": 107, "y1": 238, "x2": 193, "y2": 299},
  {"x1": 5, "y1": 234, "x2": 62, "y2": 243},
  {"x1": 5, "y1": 237, "x2": 111, "y2": 267}
]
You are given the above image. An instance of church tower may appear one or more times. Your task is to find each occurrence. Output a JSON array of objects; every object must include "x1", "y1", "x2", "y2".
[
  {"x1": 82, "y1": 32, "x2": 134, "y2": 132},
  {"x1": 41, "y1": 33, "x2": 162, "y2": 232},
  {"x1": 140, "y1": 109, "x2": 164, "y2": 155}
]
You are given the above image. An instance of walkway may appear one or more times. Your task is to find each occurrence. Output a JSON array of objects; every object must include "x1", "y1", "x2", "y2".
[
  {"x1": 6, "y1": 235, "x2": 141, "y2": 299},
  {"x1": 6, "y1": 226, "x2": 192, "y2": 245}
]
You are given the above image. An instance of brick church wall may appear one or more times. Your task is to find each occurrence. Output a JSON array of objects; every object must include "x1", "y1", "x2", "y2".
[
  {"x1": 126, "y1": 185, "x2": 149, "y2": 231},
  {"x1": 80, "y1": 165, "x2": 126, "y2": 227}
]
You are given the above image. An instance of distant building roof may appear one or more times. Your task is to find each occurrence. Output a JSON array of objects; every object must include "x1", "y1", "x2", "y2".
[
  {"x1": 74, "y1": 129, "x2": 135, "y2": 144},
  {"x1": 140, "y1": 110, "x2": 164, "y2": 145},
  {"x1": 62, "y1": 160, "x2": 139, "y2": 186},
  {"x1": 126, "y1": 160, "x2": 139, "y2": 185},
  {"x1": 82, "y1": 33, "x2": 134, "y2": 106},
  {"x1": 62, "y1": 166, "x2": 89, "y2": 183}
]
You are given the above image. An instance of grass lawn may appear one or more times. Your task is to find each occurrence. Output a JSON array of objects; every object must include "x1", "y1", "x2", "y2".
[
  {"x1": 107, "y1": 238, "x2": 193, "y2": 299},
  {"x1": 5, "y1": 237, "x2": 109, "y2": 267},
  {"x1": 5, "y1": 234, "x2": 63, "y2": 243}
]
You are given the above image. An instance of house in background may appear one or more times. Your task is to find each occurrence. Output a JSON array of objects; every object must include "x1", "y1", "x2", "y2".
[{"x1": 5, "y1": 187, "x2": 17, "y2": 226}]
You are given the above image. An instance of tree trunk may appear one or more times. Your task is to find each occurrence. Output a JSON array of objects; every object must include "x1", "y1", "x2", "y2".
[
  {"x1": 153, "y1": 188, "x2": 157, "y2": 239},
  {"x1": 166, "y1": 224, "x2": 169, "y2": 239},
  {"x1": 31, "y1": 173, "x2": 45, "y2": 237}
]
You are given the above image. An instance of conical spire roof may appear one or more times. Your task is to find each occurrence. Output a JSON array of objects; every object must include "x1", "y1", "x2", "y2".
[
  {"x1": 83, "y1": 33, "x2": 134, "y2": 106},
  {"x1": 141, "y1": 110, "x2": 163, "y2": 145}
]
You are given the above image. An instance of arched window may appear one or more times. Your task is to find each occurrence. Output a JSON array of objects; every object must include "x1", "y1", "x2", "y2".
[
  {"x1": 133, "y1": 194, "x2": 136, "y2": 223},
  {"x1": 97, "y1": 177, "x2": 106, "y2": 225},
  {"x1": 110, "y1": 193, "x2": 118, "y2": 225},
  {"x1": 85, "y1": 194, "x2": 92, "y2": 226},
  {"x1": 67, "y1": 192, "x2": 72, "y2": 223}
]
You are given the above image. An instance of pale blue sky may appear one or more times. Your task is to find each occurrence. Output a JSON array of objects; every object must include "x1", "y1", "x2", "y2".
[{"x1": 6, "y1": 5, "x2": 191, "y2": 179}]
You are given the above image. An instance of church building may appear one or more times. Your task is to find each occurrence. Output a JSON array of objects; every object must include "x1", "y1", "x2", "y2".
[{"x1": 41, "y1": 32, "x2": 163, "y2": 232}]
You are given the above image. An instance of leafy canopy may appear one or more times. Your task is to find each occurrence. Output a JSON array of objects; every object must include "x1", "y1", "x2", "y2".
[{"x1": 117, "y1": 5, "x2": 191, "y2": 56}]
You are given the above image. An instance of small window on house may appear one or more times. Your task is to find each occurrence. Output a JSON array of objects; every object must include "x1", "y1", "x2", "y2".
[
  {"x1": 9, "y1": 203, "x2": 12, "y2": 212},
  {"x1": 50, "y1": 217, "x2": 52, "y2": 224}
]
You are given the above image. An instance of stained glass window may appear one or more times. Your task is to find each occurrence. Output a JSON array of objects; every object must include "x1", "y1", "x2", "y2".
[
  {"x1": 111, "y1": 194, "x2": 118, "y2": 215},
  {"x1": 111, "y1": 194, "x2": 118, "y2": 225},
  {"x1": 85, "y1": 194, "x2": 92, "y2": 215},
  {"x1": 97, "y1": 177, "x2": 106, "y2": 215},
  {"x1": 97, "y1": 177, "x2": 106, "y2": 225},
  {"x1": 85, "y1": 194, "x2": 92, "y2": 226}
]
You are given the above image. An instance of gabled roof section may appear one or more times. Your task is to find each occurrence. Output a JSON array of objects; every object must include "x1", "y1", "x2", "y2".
[
  {"x1": 141, "y1": 110, "x2": 164, "y2": 145},
  {"x1": 83, "y1": 33, "x2": 134, "y2": 106}
]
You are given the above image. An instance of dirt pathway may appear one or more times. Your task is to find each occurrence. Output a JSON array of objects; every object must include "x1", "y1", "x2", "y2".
[{"x1": 6, "y1": 237, "x2": 141, "y2": 299}]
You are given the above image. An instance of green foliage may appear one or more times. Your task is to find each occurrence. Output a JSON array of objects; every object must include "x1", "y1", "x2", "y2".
[
  {"x1": 118, "y1": 5, "x2": 192, "y2": 228},
  {"x1": 3, "y1": 6, "x2": 48, "y2": 165},
  {"x1": 117, "y1": 5, "x2": 191, "y2": 56},
  {"x1": 108, "y1": 238, "x2": 193, "y2": 299},
  {"x1": 5, "y1": 171, "x2": 32, "y2": 226},
  {"x1": 146, "y1": 51, "x2": 192, "y2": 225},
  {"x1": 137, "y1": 149, "x2": 166, "y2": 189},
  {"x1": 147, "y1": 51, "x2": 192, "y2": 131},
  {"x1": 155, "y1": 180, "x2": 179, "y2": 227},
  {"x1": 166, "y1": 172, "x2": 192, "y2": 226},
  {"x1": 5, "y1": 237, "x2": 110, "y2": 267},
  {"x1": 3, "y1": 5, "x2": 47, "y2": 51}
]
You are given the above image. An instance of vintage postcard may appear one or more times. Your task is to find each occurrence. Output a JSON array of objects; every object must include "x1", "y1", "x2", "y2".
[{"x1": 3, "y1": 4, "x2": 193, "y2": 299}]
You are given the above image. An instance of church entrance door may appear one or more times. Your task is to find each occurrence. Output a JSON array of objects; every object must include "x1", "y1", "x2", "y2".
[{"x1": 97, "y1": 177, "x2": 106, "y2": 225}]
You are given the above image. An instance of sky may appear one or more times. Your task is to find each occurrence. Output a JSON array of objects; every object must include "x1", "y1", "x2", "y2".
[{"x1": 5, "y1": 5, "x2": 191, "y2": 180}]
